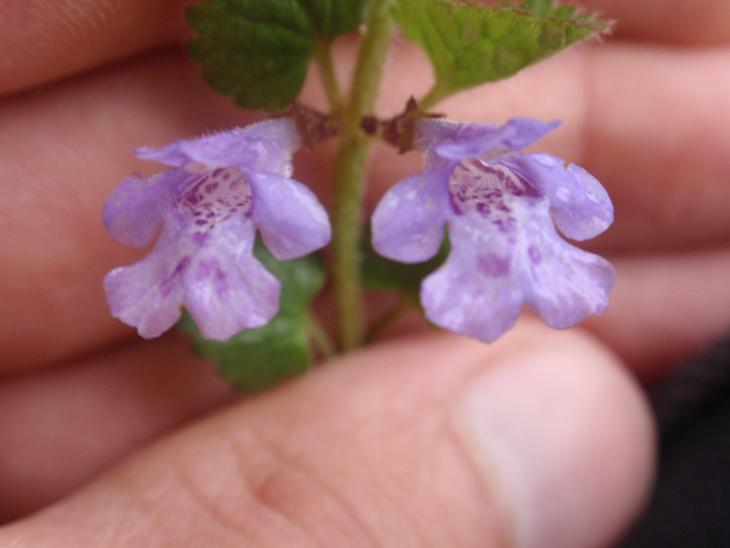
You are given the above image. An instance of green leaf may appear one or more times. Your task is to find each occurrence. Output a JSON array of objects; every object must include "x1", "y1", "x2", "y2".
[
  {"x1": 187, "y1": 0, "x2": 367, "y2": 110},
  {"x1": 256, "y1": 240, "x2": 325, "y2": 310},
  {"x1": 180, "y1": 242, "x2": 325, "y2": 392},
  {"x1": 299, "y1": 0, "x2": 369, "y2": 40},
  {"x1": 362, "y1": 230, "x2": 450, "y2": 300},
  {"x1": 393, "y1": 0, "x2": 610, "y2": 105},
  {"x1": 521, "y1": 0, "x2": 554, "y2": 16}
]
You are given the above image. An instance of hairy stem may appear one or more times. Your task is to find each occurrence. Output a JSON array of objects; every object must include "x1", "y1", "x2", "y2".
[
  {"x1": 418, "y1": 83, "x2": 448, "y2": 111},
  {"x1": 332, "y1": 0, "x2": 395, "y2": 350},
  {"x1": 316, "y1": 42, "x2": 343, "y2": 113}
]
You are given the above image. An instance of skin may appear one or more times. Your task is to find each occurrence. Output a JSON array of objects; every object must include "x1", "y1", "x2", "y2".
[{"x1": 0, "y1": 0, "x2": 728, "y2": 545}]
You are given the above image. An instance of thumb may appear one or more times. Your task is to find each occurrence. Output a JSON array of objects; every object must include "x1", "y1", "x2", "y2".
[{"x1": 0, "y1": 324, "x2": 655, "y2": 548}]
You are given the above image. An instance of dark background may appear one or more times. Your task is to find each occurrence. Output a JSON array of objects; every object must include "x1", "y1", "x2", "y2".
[{"x1": 621, "y1": 336, "x2": 730, "y2": 547}]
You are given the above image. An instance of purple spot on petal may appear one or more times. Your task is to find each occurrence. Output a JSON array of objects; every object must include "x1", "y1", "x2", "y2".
[
  {"x1": 177, "y1": 168, "x2": 253, "y2": 233},
  {"x1": 196, "y1": 259, "x2": 229, "y2": 296},
  {"x1": 449, "y1": 160, "x2": 529, "y2": 224},
  {"x1": 492, "y1": 218, "x2": 517, "y2": 233},
  {"x1": 476, "y1": 202, "x2": 490, "y2": 214},
  {"x1": 478, "y1": 254, "x2": 510, "y2": 277},
  {"x1": 159, "y1": 256, "x2": 191, "y2": 297},
  {"x1": 174, "y1": 256, "x2": 191, "y2": 274},
  {"x1": 528, "y1": 245, "x2": 542, "y2": 265}
]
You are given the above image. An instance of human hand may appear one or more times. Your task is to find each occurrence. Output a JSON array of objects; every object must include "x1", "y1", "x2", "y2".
[{"x1": 0, "y1": 0, "x2": 727, "y2": 545}]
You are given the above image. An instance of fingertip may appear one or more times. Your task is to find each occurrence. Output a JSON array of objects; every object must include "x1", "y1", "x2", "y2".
[
  {"x1": 0, "y1": 326, "x2": 656, "y2": 548},
  {"x1": 454, "y1": 329, "x2": 656, "y2": 548}
]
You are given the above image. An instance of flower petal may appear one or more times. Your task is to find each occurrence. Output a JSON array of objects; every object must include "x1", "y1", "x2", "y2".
[
  {"x1": 104, "y1": 231, "x2": 189, "y2": 338},
  {"x1": 372, "y1": 169, "x2": 452, "y2": 263},
  {"x1": 415, "y1": 118, "x2": 497, "y2": 151},
  {"x1": 422, "y1": 194, "x2": 614, "y2": 341},
  {"x1": 498, "y1": 119, "x2": 561, "y2": 150},
  {"x1": 103, "y1": 168, "x2": 191, "y2": 247},
  {"x1": 136, "y1": 119, "x2": 301, "y2": 177},
  {"x1": 505, "y1": 153, "x2": 614, "y2": 240},
  {"x1": 428, "y1": 118, "x2": 560, "y2": 162},
  {"x1": 421, "y1": 214, "x2": 523, "y2": 342},
  {"x1": 248, "y1": 171, "x2": 331, "y2": 261},
  {"x1": 183, "y1": 219, "x2": 280, "y2": 341},
  {"x1": 521, "y1": 211, "x2": 615, "y2": 328}
]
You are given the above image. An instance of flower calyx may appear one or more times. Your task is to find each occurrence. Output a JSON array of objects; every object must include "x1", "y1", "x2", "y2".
[
  {"x1": 275, "y1": 102, "x2": 340, "y2": 149},
  {"x1": 362, "y1": 97, "x2": 444, "y2": 153}
]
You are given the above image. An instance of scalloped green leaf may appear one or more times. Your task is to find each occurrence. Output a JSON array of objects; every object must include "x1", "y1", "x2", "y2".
[
  {"x1": 187, "y1": 0, "x2": 367, "y2": 111},
  {"x1": 300, "y1": 0, "x2": 369, "y2": 39},
  {"x1": 393, "y1": 0, "x2": 610, "y2": 104},
  {"x1": 180, "y1": 243, "x2": 325, "y2": 392}
]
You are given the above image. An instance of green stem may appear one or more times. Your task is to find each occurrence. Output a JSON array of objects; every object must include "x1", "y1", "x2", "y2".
[
  {"x1": 315, "y1": 42, "x2": 343, "y2": 113},
  {"x1": 332, "y1": 0, "x2": 395, "y2": 351},
  {"x1": 418, "y1": 83, "x2": 448, "y2": 111}
]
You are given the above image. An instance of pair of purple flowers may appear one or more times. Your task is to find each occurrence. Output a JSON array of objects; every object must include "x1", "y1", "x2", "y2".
[{"x1": 104, "y1": 116, "x2": 614, "y2": 343}]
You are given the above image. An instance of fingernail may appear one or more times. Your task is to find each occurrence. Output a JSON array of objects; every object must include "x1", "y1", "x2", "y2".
[{"x1": 452, "y1": 346, "x2": 653, "y2": 548}]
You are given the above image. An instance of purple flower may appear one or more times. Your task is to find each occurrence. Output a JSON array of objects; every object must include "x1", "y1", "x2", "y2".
[
  {"x1": 372, "y1": 118, "x2": 615, "y2": 342},
  {"x1": 104, "y1": 118, "x2": 331, "y2": 341}
]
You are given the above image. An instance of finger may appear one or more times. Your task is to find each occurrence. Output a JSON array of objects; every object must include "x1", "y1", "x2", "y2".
[
  {"x1": 3, "y1": 0, "x2": 728, "y2": 98},
  {"x1": 585, "y1": 247, "x2": 730, "y2": 380},
  {"x1": 372, "y1": 248, "x2": 730, "y2": 379},
  {"x1": 0, "y1": 0, "x2": 185, "y2": 96},
  {"x1": 0, "y1": 327, "x2": 654, "y2": 548},
  {"x1": 580, "y1": 0, "x2": 730, "y2": 45},
  {"x1": 4, "y1": 44, "x2": 729, "y2": 371},
  {"x1": 370, "y1": 251, "x2": 730, "y2": 379},
  {"x1": 0, "y1": 335, "x2": 232, "y2": 522},
  {"x1": 368, "y1": 42, "x2": 730, "y2": 253},
  {"x1": 0, "y1": 53, "x2": 259, "y2": 371},
  {"x1": 574, "y1": 44, "x2": 730, "y2": 253}
]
